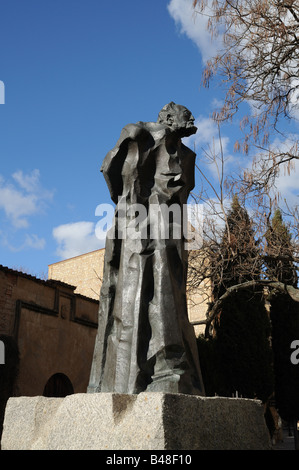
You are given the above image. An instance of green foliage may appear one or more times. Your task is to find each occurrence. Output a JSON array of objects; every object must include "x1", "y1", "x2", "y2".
[
  {"x1": 198, "y1": 290, "x2": 274, "y2": 402},
  {"x1": 265, "y1": 209, "x2": 299, "y2": 422},
  {"x1": 197, "y1": 335, "x2": 218, "y2": 396},
  {"x1": 265, "y1": 208, "x2": 297, "y2": 287},
  {"x1": 200, "y1": 200, "x2": 299, "y2": 414},
  {"x1": 215, "y1": 290, "x2": 273, "y2": 401},
  {"x1": 271, "y1": 210, "x2": 291, "y2": 243},
  {"x1": 213, "y1": 195, "x2": 261, "y2": 300},
  {"x1": 202, "y1": 197, "x2": 274, "y2": 402}
]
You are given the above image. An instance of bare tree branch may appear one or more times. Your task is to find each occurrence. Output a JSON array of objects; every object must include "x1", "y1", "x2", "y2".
[{"x1": 193, "y1": 0, "x2": 299, "y2": 181}]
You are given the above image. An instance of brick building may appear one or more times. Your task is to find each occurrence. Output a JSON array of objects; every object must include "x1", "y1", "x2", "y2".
[
  {"x1": 48, "y1": 249, "x2": 208, "y2": 335},
  {"x1": 0, "y1": 264, "x2": 98, "y2": 439},
  {"x1": 0, "y1": 249, "x2": 209, "y2": 440},
  {"x1": 48, "y1": 249, "x2": 105, "y2": 301}
]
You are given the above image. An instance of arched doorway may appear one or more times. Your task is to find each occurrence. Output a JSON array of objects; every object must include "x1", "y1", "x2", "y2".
[{"x1": 43, "y1": 373, "x2": 74, "y2": 397}]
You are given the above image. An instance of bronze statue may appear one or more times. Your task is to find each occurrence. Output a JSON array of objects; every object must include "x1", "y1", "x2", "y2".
[{"x1": 88, "y1": 102, "x2": 205, "y2": 395}]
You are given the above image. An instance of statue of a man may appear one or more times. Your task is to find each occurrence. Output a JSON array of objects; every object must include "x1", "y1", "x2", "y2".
[{"x1": 88, "y1": 102, "x2": 205, "y2": 395}]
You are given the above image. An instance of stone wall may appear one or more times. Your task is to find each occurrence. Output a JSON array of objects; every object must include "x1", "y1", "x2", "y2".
[
  {"x1": 0, "y1": 265, "x2": 98, "y2": 397},
  {"x1": 187, "y1": 278, "x2": 210, "y2": 336},
  {"x1": 0, "y1": 268, "x2": 18, "y2": 336},
  {"x1": 48, "y1": 249, "x2": 209, "y2": 335},
  {"x1": 48, "y1": 249, "x2": 105, "y2": 301}
]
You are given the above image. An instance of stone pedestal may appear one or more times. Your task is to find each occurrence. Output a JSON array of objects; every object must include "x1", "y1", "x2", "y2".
[{"x1": 1, "y1": 392, "x2": 271, "y2": 450}]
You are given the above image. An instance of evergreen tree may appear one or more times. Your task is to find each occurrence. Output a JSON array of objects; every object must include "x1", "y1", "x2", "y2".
[
  {"x1": 265, "y1": 209, "x2": 297, "y2": 287},
  {"x1": 266, "y1": 210, "x2": 299, "y2": 448},
  {"x1": 213, "y1": 290, "x2": 273, "y2": 401},
  {"x1": 200, "y1": 196, "x2": 273, "y2": 402},
  {"x1": 213, "y1": 195, "x2": 261, "y2": 300},
  {"x1": 270, "y1": 295, "x2": 299, "y2": 419}
]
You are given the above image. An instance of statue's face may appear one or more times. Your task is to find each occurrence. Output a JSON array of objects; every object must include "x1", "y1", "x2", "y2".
[{"x1": 169, "y1": 105, "x2": 197, "y2": 137}]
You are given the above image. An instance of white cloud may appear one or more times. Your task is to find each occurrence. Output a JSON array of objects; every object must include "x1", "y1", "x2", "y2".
[
  {"x1": 12, "y1": 169, "x2": 41, "y2": 193},
  {"x1": 0, "y1": 169, "x2": 53, "y2": 228},
  {"x1": 53, "y1": 221, "x2": 104, "y2": 260},
  {"x1": 184, "y1": 115, "x2": 231, "y2": 162},
  {"x1": 0, "y1": 184, "x2": 36, "y2": 228},
  {"x1": 269, "y1": 138, "x2": 299, "y2": 208},
  {"x1": 276, "y1": 170, "x2": 299, "y2": 209},
  {"x1": 24, "y1": 234, "x2": 46, "y2": 250},
  {"x1": 2, "y1": 233, "x2": 46, "y2": 252},
  {"x1": 167, "y1": 0, "x2": 222, "y2": 63}
]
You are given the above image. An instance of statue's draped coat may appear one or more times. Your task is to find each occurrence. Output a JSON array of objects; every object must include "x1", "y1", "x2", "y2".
[{"x1": 88, "y1": 121, "x2": 205, "y2": 395}]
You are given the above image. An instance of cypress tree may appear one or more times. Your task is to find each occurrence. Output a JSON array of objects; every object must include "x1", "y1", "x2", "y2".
[
  {"x1": 265, "y1": 208, "x2": 297, "y2": 287},
  {"x1": 213, "y1": 289, "x2": 273, "y2": 401},
  {"x1": 213, "y1": 194, "x2": 261, "y2": 300},
  {"x1": 267, "y1": 209, "x2": 299, "y2": 447},
  {"x1": 204, "y1": 196, "x2": 273, "y2": 401}
]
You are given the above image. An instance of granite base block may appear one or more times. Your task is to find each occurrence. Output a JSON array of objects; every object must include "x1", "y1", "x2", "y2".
[{"x1": 1, "y1": 392, "x2": 271, "y2": 450}]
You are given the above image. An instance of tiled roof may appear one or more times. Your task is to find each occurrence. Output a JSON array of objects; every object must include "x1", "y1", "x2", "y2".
[{"x1": 0, "y1": 263, "x2": 76, "y2": 289}]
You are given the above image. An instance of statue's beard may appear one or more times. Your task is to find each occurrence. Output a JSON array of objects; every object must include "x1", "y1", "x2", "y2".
[
  {"x1": 165, "y1": 120, "x2": 197, "y2": 138},
  {"x1": 178, "y1": 123, "x2": 197, "y2": 137},
  {"x1": 184, "y1": 124, "x2": 197, "y2": 136}
]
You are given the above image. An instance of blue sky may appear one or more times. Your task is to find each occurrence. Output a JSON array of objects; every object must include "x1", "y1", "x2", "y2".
[{"x1": 0, "y1": 0, "x2": 297, "y2": 278}]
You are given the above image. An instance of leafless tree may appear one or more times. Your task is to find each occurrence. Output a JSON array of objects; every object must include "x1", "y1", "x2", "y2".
[
  {"x1": 187, "y1": 126, "x2": 299, "y2": 337},
  {"x1": 193, "y1": 0, "x2": 299, "y2": 184}
]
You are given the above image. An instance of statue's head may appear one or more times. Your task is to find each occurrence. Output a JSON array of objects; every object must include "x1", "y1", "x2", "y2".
[{"x1": 157, "y1": 102, "x2": 197, "y2": 137}]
